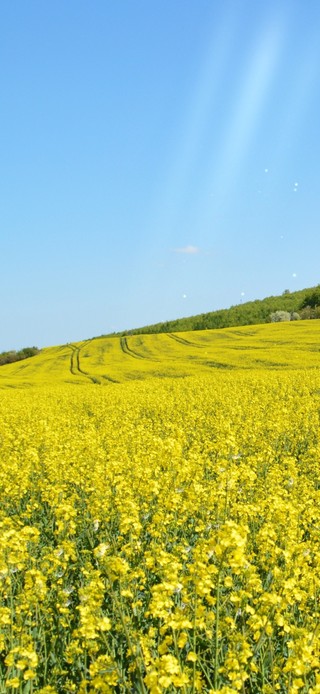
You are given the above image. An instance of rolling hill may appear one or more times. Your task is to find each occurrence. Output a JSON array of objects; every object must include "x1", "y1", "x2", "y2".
[{"x1": 1, "y1": 319, "x2": 320, "y2": 388}]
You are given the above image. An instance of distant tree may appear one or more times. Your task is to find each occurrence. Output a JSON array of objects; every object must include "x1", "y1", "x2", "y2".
[
  {"x1": 299, "y1": 306, "x2": 320, "y2": 320},
  {"x1": 270, "y1": 310, "x2": 291, "y2": 322},
  {"x1": 290, "y1": 312, "x2": 301, "y2": 320},
  {"x1": 282, "y1": 289, "x2": 290, "y2": 295},
  {"x1": 299, "y1": 287, "x2": 320, "y2": 310},
  {"x1": 0, "y1": 351, "x2": 16, "y2": 365},
  {"x1": 0, "y1": 346, "x2": 40, "y2": 367},
  {"x1": 19, "y1": 346, "x2": 39, "y2": 358}
]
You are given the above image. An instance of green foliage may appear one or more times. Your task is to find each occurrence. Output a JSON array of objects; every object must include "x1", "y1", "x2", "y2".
[
  {"x1": 300, "y1": 306, "x2": 320, "y2": 320},
  {"x1": 299, "y1": 286, "x2": 320, "y2": 310},
  {"x1": 270, "y1": 310, "x2": 291, "y2": 322},
  {"x1": 115, "y1": 285, "x2": 320, "y2": 336},
  {"x1": 0, "y1": 346, "x2": 40, "y2": 367}
]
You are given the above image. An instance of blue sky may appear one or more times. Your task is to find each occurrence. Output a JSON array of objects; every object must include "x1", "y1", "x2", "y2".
[{"x1": 1, "y1": 0, "x2": 320, "y2": 350}]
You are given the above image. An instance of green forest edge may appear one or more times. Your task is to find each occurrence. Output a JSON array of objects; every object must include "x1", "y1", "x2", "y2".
[
  {"x1": 112, "y1": 284, "x2": 320, "y2": 337},
  {"x1": 0, "y1": 346, "x2": 40, "y2": 367}
]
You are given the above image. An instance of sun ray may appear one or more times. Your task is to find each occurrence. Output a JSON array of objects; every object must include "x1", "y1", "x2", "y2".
[
  {"x1": 154, "y1": 7, "x2": 241, "y2": 242},
  {"x1": 210, "y1": 15, "x2": 285, "y2": 203},
  {"x1": 275, "y1": 30, "x2": 320, "y2": 155}
]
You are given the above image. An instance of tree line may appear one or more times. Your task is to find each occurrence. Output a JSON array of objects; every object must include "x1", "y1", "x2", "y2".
[
  {"x1": 0, "y1": 346, "x2": 40, "y2": 366},
  {"x1": 117, "y1": 285, "x2": 320, "y2": 336}
]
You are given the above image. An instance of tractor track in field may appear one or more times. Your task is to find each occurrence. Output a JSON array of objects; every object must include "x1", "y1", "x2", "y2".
[
  {"x1": 67, "y1": 344, "x2": 77, "y2": 376},
  {"x1": 67, "y1": 341, "x2": 102, "y2": 384},
  {"x1": 166, "y1": 333, "x2": 204, "y2": 348},
  {"x1": 67, "y1": 341, "x2": 119, "y2": 384},
  {"x1": 120, "y1": 336, "x2": 148, "y2": 360},
  {"x1": 101, "y1": 374, "x2": 120, "y2": 384}
]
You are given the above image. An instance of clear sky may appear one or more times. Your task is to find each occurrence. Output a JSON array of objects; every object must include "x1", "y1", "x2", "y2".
[{"x1": 1, "y1": 0, "x2": 320, "y2": 350}]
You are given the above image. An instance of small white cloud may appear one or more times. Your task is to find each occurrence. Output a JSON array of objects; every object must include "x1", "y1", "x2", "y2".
[
  {"x1": 292, "y1": 272, "x2": 297, "y2": 278},
  {"x1": 241, "y1": 292, "x2": 245, "y2": 296},
  {"x1": 174, "y1": 245, "x2": 200, "y2": 254},
  {"x1": 182, "y1": 294, "x2": 187, "y2": 299},
  {"x1": 264, "y1": 168, "x2": 269, "y2": 173},
  {"x1": 294, "y1": 182, "x2": 299, "y2": 187}
]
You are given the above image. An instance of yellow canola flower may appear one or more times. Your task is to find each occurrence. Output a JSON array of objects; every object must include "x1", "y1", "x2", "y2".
[
  {"x1": 186, "y1": 651, "x2": 198, "y2": 662},
  {"x1": 5, "y1": 678, "x2": 20, "y2": 690},
  {"x1": 1, "y1": 358, "x2": 320, "y2": 690}
]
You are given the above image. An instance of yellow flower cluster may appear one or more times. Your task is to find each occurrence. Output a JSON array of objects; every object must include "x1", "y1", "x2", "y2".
[{"x1": 1, "y1": 335, "x2": 320, "y2": 691}]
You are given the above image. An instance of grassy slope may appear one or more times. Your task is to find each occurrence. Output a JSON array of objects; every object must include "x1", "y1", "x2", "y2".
[{"x1": 1, "y1": 319, "x2": 320, "y2": 388}]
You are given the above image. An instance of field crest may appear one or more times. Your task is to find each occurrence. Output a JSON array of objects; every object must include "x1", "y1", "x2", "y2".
[{"x1": 1, "y1": 320, "x2": 320, "y2": 388}]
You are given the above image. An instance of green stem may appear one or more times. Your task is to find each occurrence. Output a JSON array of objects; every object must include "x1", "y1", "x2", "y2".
[
  {"x1": 214, "y1": 571, "x2": 221, "y2": 690},
  {"x1": 99, "y1": 630, "x2": 130, "y2": 693},
  {"x1": 172, "y1": 632, "x2": 188, "y2": 694},
  {"x1": 109, "y1": 579, "x2": 147, "y2": 694},
  {"x1": 191, "y1": 592, "x2": 197, "y2": 694}
]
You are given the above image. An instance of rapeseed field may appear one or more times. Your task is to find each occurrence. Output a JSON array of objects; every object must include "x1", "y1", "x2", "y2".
[
  {"x1": 1, "y1": 320, "x2": 320, "y2": 388},
  {"x1": 1, "y1": 322, "x2": 320, "y2": 692}
]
